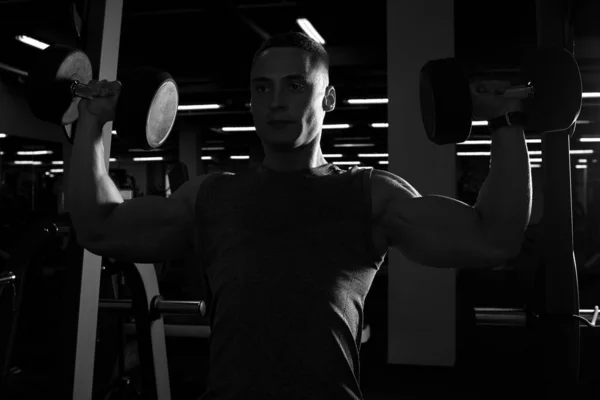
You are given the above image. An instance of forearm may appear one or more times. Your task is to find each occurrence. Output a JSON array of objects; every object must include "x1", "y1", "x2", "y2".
[
  {"x1": 66, "y1": 116, "x2": 123, "y2": 241},
  {"x1": 474, "y1": 126, "x2": 532, "y2": 255}
]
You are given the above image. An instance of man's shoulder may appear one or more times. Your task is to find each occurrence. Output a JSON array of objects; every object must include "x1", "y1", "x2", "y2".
[{"x1": 370, "y1": 169, "x2": 421, "y2": 221}]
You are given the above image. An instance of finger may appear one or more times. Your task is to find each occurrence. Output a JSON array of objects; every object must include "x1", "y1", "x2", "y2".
[{"x1": 107, "y1": 81, "x2": 122, "y2": 96}]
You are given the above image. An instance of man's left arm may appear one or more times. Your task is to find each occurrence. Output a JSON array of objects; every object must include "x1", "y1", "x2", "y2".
[{"x1": 473, "y1": 125, "x2": 532, "y2": 257}]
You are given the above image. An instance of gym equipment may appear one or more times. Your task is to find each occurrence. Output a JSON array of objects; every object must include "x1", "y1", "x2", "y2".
[
  {"x1": 419, "y1": 47, "x2": 583, "y2": 145},
  {"x1": 0, "y1": 214, "x2": 208, "y2": 400},
  {"x1": 474, "y1": 307, "x2": 599, "y2": 328},
  {"x1": 26, "y1": 44, "x2": 179, "y2": 150}
]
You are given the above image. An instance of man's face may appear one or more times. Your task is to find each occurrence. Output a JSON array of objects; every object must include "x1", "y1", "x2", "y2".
[{"x1": 250, "y1": 47, "x2": 335, "y2": 151}]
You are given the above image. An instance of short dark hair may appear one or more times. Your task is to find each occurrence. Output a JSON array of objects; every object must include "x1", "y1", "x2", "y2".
[{"x1": 252, "y1": 31, "x2": 330, "y2": 73}]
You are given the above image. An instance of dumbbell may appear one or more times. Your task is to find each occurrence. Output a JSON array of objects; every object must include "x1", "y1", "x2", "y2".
[
  {"x1": 419, "y1": 47, "x2": 583, "y2": 145},
  {"x1": 26, "y1": 44, "x2": 179, "y2": 150}
]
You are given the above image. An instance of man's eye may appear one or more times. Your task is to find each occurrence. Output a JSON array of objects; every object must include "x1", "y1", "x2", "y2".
[
  {"x1": 290, "y1": 83, "x2": 305, "y2": 91},
  {"x1": 255, "y1": 86, "x2": 268, "y2": 93}
]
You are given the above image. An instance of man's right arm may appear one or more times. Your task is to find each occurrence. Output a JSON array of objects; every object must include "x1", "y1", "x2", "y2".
[{"x1": 66, "y1": 114, "x2": 199, "y2": 264}]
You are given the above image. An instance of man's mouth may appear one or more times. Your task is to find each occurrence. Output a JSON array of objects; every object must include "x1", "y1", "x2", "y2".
[{"x1": 268, "y1": 121, "x2": 293, "y2": 128}]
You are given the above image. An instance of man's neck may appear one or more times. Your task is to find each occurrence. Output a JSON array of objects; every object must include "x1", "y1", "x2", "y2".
[{"x1": 262, "y1": 146, "x2": 328, "y2": 172}]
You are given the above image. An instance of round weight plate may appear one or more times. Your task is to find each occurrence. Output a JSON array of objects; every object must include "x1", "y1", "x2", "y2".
[
  {"x1": 523, "y1": 47, "x2": 582, "y2": 134},
  {"x1": 146, "y1": 79, "x2": 179, "y2": 149},
  {"x1": 26, "y1": 45, "x2": 92, "y2": 136},
  {"x1": 56, "y1": 50, "x2": 92, "y2": 126},
  {"x1": 419, "y1": 58, "x2": 473, "y2": 145},
  {"x1": 115, "y1": 67, "x2": 179, "y2": 150}
]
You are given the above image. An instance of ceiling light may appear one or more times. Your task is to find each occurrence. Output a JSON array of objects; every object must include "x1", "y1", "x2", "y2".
[
  {"x1": 222, "y1": 127, "x2": 255, "y2": 132},
  {"x1": 333, "y1": 143, "x2": 375, "y2": 148},
  {"x1": 333, "y1": 161, "x2": 360, "y2": 165},
  {"x1": 296, "y1": 18, "x2": 325, "y2": 44},
  {"x1": 17, "y1": 150, "x2": 53, "y2": 156},
  {"x1": 371, "y1": 123, "x2": 388, "y2": 128},
  {"x1": 132, "y1": 157, "x2": 164, "y2": 162},
  {"x1": 15, "y1": 35, "x2": 49, "y2": 50},
  {"x1": 346, "y1": 99, "x2": 388, "y2": 105},
  {"x1": 231, "y1": 155, "x2": 250, "y2": 160},
  {"x1": 178, "y1": 104, "x2": 222, "y2": 111},
  {"x1": 358, "y1": 153, "x2": 388, "y2": 158},
  {"x1": 323, "y1": 124, "x2": 351, "y2": 130}
]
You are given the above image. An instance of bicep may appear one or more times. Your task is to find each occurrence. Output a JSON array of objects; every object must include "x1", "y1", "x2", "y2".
[
  {"x1": 84, "y1": 175, "x2": 211, "y2": 264},
  {"x1": 84, "y1": 195, "x2": 195, "y2": 264},
  {"x1": 383, "y1": 194, "x2": 510, "y2": 269}
]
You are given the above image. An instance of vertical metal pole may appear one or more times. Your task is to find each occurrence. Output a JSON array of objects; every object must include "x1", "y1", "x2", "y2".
[
  {"x1": 535, "y1": 0, "x2": 580, "y2": 388},
  {"x1": 64, "y1": 1, "x2": 123, "y2": 399}
]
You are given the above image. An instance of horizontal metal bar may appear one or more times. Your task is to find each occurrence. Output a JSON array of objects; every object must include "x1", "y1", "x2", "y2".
[
  {"x1": 0, "y1": 62, "x2": 28, "y2": 77},
  {"x1": 99, "y1": 299, "x2": 205, "y2": 316},
  {"x1": 474, "y1": 308, "x2": 527, "y2": 327},
  {"x1": 124, "y1": 322, "x2": 210, "y2": 338},
  {"x1": 474, "y1": 307, "x2": 599, "y2": 327},
  {"x1": 154, "y1": 299, "x2": 205, "y2": 316}
]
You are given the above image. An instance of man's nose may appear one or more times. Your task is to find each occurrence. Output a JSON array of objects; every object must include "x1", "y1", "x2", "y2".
[{"x1": 269, "y1": 88, "x2": 288, "y2": 110}]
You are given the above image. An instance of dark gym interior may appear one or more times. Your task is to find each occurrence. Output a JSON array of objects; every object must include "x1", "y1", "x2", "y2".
[{"x1": 1, "y1": 0, "x2": 600, "y2": 399}]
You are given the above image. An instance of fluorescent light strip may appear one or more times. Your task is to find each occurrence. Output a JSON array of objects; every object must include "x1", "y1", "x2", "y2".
[
  {"x1": 322, "y1": 124, "x2": 351, "y2": 130},
  {"x1": 201, "y1": 156, "x2": 213, "y2": 160},
  {"x1": 14, "y1": 160, "x2": 42, "y2": 165},
  {"x1": 531, "y1": 164, "x2": 542, "y2": 169},
  {"x1": 178, "y1": 104, "x2": 222, "y2": 111},
  {"x1": 457, "y1": 149, "x2": 593, "y2": 156},
  {"x1": 296, "y1": 18, "x2": 325, "y2": 44},
  {"x1": 371, "y1": 123, "x2": 388, "y2": 128},
  {"x1": 132, "y1": 157, "x2": 164, "y2": 162},
  {"x1": 17, "y1": 150, "x2": 53, "y2": 156},
  {"x1": 221, "y1": 124, "x2": 350, "y2": 132},
  {"x1": 323, "y1": 154, "x2": 343, "y2": 158},
  {"x1": 109, "y1": 158, "x2": 117, "y2": 162},
  {"x1": 231, "y1": 155, "x2": 250, "y2": 160},
  {"x1": 52, "y1": 161, "x2": 64, "y2": 165},
  {"x1": 579, "y1": 159, "x2": 588, "y2": 163},
  {"x1": 458, "y1": 139, "x2": 542, "y2": 145},
  {"x1": 112, "y1": 130, "x2": 117, "y2": 135},
  {"x1": 0, "y1": 134, "x2": 6, "y2": 138},
  {"x1": 15, "y1": 35, "x2": 49, "y2": 50},
  {"x1": 201, "y1": 147, "x2": 225, "y2": 151},
  {"x1": 347, "y1": 99, "x2": 388, "y2": 105},
  {"x1": 333, "y1": 161, "x2": 360, "y2": 165},
  {"x1": 333, "y1": 143, "x2": 375, "y2": 148},
  {"x1": 358, "y1": 153, "x2": 388, "y2": 158},
  {"x1": 576, "y1": 165, "x2": 588, "y2": 169},
  {"x1": 50, "y1": 169, "x2": 63, "y2": 173},
  {"x1": 346, "y1": 93, "x2": 600, "y2": 103},
  {"x1": 222, "y1": 127, "x2": 255, "y2": 132},
  {"x1": 379, "y1": 161, "x2": 389, "y2": 165}
]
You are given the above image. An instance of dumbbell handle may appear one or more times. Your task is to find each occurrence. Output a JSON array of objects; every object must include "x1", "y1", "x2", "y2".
[
  {"x1": 70, "y1": 80, "x2": 98, "y2": 100},
  {"x1": 501, "y1": 84, "x2": 534, "y2": 99}
]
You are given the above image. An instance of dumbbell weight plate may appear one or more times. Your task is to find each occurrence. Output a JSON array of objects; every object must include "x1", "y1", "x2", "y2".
[
  {"x1": 521, "y1": 47, "x2": 582, "y2": 134},
  {"x1": 115, "y1": 67, "x2": 179, "y2": 150},
  {"x1": 26, "y1": 45, "x2": 93, "y2": 143},
  {"x1": 419, "y1": 57, "x2": 473, "y2": 145}
]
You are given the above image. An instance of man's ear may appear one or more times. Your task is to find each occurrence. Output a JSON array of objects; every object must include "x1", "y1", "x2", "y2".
[{"x1": 323, "y1": 86, "x2": 336, "y2": 112}]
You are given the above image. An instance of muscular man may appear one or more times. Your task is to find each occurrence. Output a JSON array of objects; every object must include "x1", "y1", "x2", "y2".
[{"x1": 67, "y1": 32, "x2": 531, "y2": 400}]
